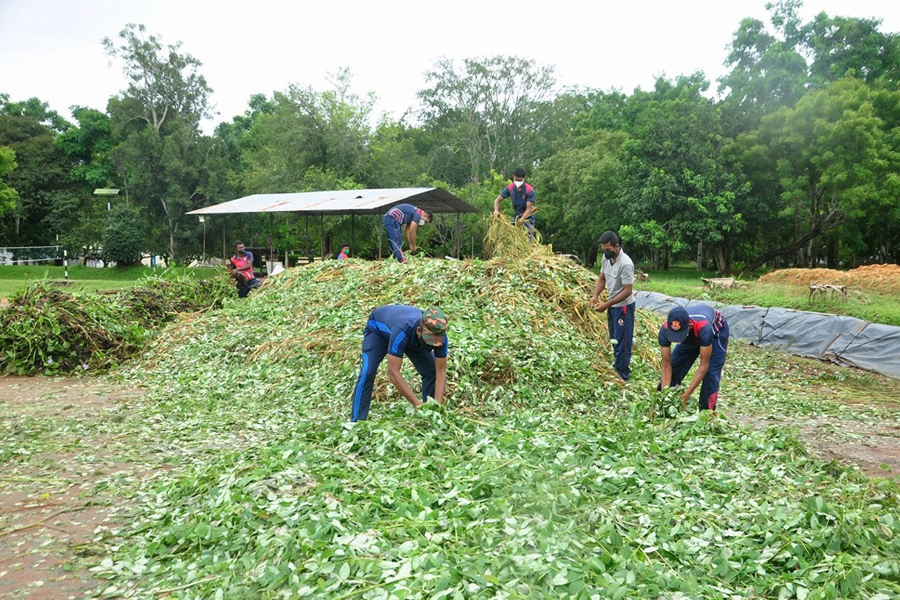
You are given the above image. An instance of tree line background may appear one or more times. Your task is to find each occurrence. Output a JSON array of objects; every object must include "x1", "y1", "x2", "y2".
[{"x1": 2, "y1": 1, "x2": 899, "y2": 273}]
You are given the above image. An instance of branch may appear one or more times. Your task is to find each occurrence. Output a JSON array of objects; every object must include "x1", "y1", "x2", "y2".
[{"x1": 742, "y1": 208, "x2": 846, "y2": 273}]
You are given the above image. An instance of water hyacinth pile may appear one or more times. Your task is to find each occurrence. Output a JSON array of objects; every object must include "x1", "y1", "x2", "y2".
[
  {"x1": 0, "y1": 274, "x2": 233, "y2": 374},
  {"x1": 91, "y1": 222, "x2": 899, "y2": 600}
]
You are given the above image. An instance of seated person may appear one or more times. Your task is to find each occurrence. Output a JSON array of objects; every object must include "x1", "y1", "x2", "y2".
[{"x1": 229, "y1": 241, "x2": 261, "y2": 298}]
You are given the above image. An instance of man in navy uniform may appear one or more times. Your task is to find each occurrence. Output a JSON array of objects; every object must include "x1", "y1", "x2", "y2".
[
  {"x1": 383, "y1": 204, "x2": 433, "y2": 263},
  {"x1": 657, "y1": 304, "x2": 730, "y2": 412},
  {"x1": 351, "y1": 306, "x2": 449, "y2": 422},
  {"x1": 493, "y1": 167, "x2": 536, "y2": 236}
]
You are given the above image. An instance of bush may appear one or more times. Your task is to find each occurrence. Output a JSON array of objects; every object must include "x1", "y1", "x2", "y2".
[{"x1": 102, "y1": 205, "x2": 145, "y2": 266}]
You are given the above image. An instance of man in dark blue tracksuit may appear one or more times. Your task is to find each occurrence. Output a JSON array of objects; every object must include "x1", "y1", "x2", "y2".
[
  {"x1": 493, "y1": 167, "x2": 536, "y2": 236},
  {"x1": 351, "y1": 305, "x2": 449, "y2": 422},
  {"x1": 658, "y1": 304, "x2": 729, "y2": 412},
  {"x1": 383, "y1": 204, "x2": 433, "y2": 263}
]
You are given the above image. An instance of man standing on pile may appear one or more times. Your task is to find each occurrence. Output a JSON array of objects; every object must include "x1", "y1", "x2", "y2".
[
  {"x1": 657, "y1": 304, "x2": 730, "y2": 412},
  {"x1": 229, "y1": 241, "x2": 261, "y2": 299},
  {"x1": 383, "y1": 204, "x2": 433, "y2": 263},
  {"x1": 493, "y1": 168, "x2": 536, "y2": 237},
  {"x1": 351, "y1": 305, "x2": 449, "y2": 422},
  {"x1": 590, "y1": 231, "x2": 636, "y2": 381}
]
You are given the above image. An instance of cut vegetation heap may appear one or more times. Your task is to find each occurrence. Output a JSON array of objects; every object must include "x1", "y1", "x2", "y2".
[
  {"x1": 759, "y1": 264, "x2": 900, "y2": 294},
  {"x1": 0, "y1": 274, "x2": 233, "y2": 374},
  {"x1": 82, "y1": 219, "x2": 900, "y2": 600}
]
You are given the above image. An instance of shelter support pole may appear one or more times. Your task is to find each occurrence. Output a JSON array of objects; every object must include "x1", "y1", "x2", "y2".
[
  {"x1": 269, "y1": 213, "x2": 275, "y2": 273},
  {"x1": 377, "y1": 216, "x2": 382, "y2": 260},
  {"x1": 320, "y1": 215, "x2": 325, "y2": 260},
  {"x1": 352, "y1": 214, "x2": 356, "y2": 252},
  {"x1": 222, "y1": 218, "x2": 226, "y2": 261},
  {"x1": 455, "y1": 212, "x2": 461, "y2": 258}
]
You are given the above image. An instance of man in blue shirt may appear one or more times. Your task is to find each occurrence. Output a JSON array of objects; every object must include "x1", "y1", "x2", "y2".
[
  {"x1": 351, "y1": 305, "x2": 449, "y2": 422},
  {"x1": 383, "y1": 204, "x2": 433, "y2": 263},
  {"x1": 493, "y1": 167, "x2": 536, "y2": 236},
  {"x1": 657, "y1": 304, "x2": 730, "y2": 412}
]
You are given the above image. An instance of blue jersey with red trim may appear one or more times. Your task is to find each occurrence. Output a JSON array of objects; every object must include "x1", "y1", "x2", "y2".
[
  {"x1": 368, "y1": 305, "x2": 448, "y2": 358},
  {"x1": 658, "y1": 304, "x2": 724, "y2": 347},
  {"x1": 385, "y1": 203, "x2": 423, "y2": 225},
  {"x1": 500, "y1": 183, "x2": 535, "y2": 217}
]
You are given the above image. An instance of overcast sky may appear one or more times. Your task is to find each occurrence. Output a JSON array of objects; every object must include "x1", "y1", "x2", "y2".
[{"x1": 1, "y1": 0, "x2": 898, "y2": 133}]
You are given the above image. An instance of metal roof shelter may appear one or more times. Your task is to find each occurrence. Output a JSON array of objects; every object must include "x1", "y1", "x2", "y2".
[
  {"x1": 186, "y1": 187, "x2": 478, "y2": 216},
  {"x1": 187, "y1": 188, "x2": 479, "y2": 262}
]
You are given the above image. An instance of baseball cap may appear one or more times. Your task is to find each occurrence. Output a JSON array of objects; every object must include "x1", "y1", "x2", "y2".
[
  {"x1": 662, "y1": 306, "x2": 690, "y2": 344},
  {"x1": 420, "y1": 308, "x2": 448, "y2": 347}
]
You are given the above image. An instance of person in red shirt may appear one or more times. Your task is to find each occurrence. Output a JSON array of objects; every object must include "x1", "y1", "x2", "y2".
[
  {"x1": 229, "y1": 241, "x2": 261, "y2": 298},
  {"x1": 338, "y1": 244, "x2": 350, "y2": 260}
]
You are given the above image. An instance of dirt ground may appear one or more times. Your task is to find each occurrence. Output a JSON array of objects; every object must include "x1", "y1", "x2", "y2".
[
  {"x1": 1, "y1": 369, "x2": 899, "y2": 598},
  {"x1": 0, "y1": 378, "x2": 142, "y2": 600}
]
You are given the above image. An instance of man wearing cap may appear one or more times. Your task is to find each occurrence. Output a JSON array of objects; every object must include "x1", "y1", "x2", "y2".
[
  {"x1": 351, "y1": 305, "x2": 449, "y2": 422},
  {"x1": 493, "y1": 167, "x2": 536, "y2": 236},
  {"x1": 657, "y1": 304, "x2": 730, "y2": 412},
  {"x1": 590, "y1": 231, "x2": 635, "y2": 381},
  {"x1": 383, "y1": 203, "x2": 433, "y2": 263},
  {"x1": 337, "y1": 244, "x2": 351, "y2": 260}
]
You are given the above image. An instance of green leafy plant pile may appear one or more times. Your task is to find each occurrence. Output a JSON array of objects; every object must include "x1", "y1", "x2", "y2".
[
  {"x1": 0, "y1": 274, "x2": 232, "y2": 375},
  {"x1": 88, "y1": 252, "x2": 900, "y2": 599}
]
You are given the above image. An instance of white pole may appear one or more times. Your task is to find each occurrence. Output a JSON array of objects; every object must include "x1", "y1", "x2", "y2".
[{"x1": 64, "y1": 249, "x2": 68, "y2": 280}]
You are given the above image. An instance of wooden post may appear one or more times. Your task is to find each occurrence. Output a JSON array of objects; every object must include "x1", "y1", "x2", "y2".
[
  {"x1": 455, "y1": 212, "x2": 461, "y2": 258},
  {"x1": 268, "y1": 213, "x2": 275, "y2": 272},
  {"x1": 377, "y1": 216, "x2": 382, "y2": 260}
]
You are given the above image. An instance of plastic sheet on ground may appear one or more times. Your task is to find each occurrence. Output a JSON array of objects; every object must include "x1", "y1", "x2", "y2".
[{"x1": 635, "y1": 291, "x2": 900, "y2": 380}]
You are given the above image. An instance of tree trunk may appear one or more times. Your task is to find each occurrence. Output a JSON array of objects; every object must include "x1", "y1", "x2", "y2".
[
  {"x1": 826, "y1": 237, "x2": 838, "y2": 269},
  {"x1": 663, "y1": 243, "x2": 670, "y2": 271},
  {"x1": 713, "y1": 243, "x2": 727, "y2": 274},
  {"x1": 697, "y1": 241, "x2": 703, "y2": 271}
]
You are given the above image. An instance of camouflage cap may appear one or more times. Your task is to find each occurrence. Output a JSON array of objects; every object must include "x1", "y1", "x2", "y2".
[{"x1": 420, "y1": 307, "x2": 448, "y2": 347}]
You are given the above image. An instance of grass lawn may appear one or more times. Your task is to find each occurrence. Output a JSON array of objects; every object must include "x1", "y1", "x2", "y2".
[
  {"x1": 638, "y1": 266, "x2": 900, "y2": 327},
  {"x1": 0, "y1": 265, "x2": 223, "y2": 297}
]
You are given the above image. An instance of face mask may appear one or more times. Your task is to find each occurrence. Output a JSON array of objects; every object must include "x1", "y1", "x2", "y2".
[
  {"x1": 603, "y1": 249, "x2": 617, "y2": 260},
  {"x1": 514, "y1": 179, "x2": 525, "y2": 188}
]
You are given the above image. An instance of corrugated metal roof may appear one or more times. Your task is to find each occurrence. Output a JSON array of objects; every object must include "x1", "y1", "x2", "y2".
[{"x1": 186, "y1": 187, "x2": 479, "y2": 216}]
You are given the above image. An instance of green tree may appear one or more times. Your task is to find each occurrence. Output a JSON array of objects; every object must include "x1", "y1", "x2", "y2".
[
  {"x1": 102, "y1": 205, "x2": 145, "y2": 265},
  {"x1": 239, "y1": 70, "x2": 372, "y2": 194},
  {"x1": 0, "y1": 146, "x2": 18, "y2": 218},
  {"x1": 103, "y1": 23, "x2": 213, "y2": 132},
  {"x1": 0, "y1": 105, "x2": 76, "y2": 246},
  {"x1": 732, "y1": 77, "x2": 898, "y2": 271},
  {"x1": 803, "y1": 13, "x2": 900, "y2": 85},
  {"x1": 417, "y1": 56, "x2": 557, "y2": 183},
  {"x1": 619, "y1": 75, "x2": 748, "y2": 272},
  {"x1": 718, "y1": 0, "x2": 810, "y2": 134},
  {"x1": 104, "y1": 24, "x2": 228, "y2": 263},
  {"x1": 532, "y1": 129, "x2": 627, "y2": 264}
]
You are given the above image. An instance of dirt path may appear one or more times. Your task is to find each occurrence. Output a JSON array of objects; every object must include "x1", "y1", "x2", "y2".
[
  {"x1": 728, "y1": 346, "x2": 900, "y2": 477},
  {"x1": 0, "y1": 377, "x2": 143, "y2": 600}
]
